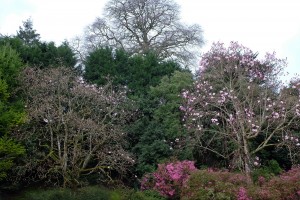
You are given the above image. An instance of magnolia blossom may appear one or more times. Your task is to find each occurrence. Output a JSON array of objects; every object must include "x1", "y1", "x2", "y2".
[
  {"x1": 211, "y1": 118, "x2": 218, "y2": 124},
  {"x1": 180, "y1": 41, "x2": 299, "y2": 174}
]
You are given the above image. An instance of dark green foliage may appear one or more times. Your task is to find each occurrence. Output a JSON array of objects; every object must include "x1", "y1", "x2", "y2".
[
  {"x1": 149, "y1": 71, "x2": 193, "y2": 139},
  {"x1": 20, "y1": 187, "x2": 100, "y2": 200},
  {"x1": 84, "y1": 48, "x2": 181, "y2": 96},
  {"x1": 126, "y1": 54, "x2": 181, "y2": 96},
  {"x1": 17, "y1": 187, "x2": 165, "y2": 200},
  {"x1": 130, "y1": 71, "x2": 194, "y2": 175},
  {"x1": 20, "y1": 188, "x2": 74, "y2": 200},
  {"x1": 0, "y1": 45, "x2": 23, "y2": 89},
  {"x1": 31, "y1": 41, "x2": 76, "y2": 68},
  {"x1": 84, "y1": 47, "x2": 129, "y2": 86},
  {"x1": 133, "y1": 125, "x2": 172, "y2": 173},
  {"x1": 128, "y1": 190, "x2": 167, "y2": 200},
  {"x1": 251, "y1": 160, "x2": 282, "y2": 183},
  {"x1": 17, "y1": 18, "x2": 40, "y2": 46},
  {"x1": 0, "y1": 45, "x2": 25, "y2": 181},
  {"x1": 0, "y1": 136, "x2": 25, "y2": 181},
  {"x1": 56, "y1": 42, "x2": 77, "y2": 68},
  {"x1": 0, "y1": 45, "x2": 25, "y2": 134},
  {"x1": 0, "y1": 36, "x2": 76, "y2": 68},
  {"x1": 0, "y1": 19, "x2": 76, "y2": 68}
]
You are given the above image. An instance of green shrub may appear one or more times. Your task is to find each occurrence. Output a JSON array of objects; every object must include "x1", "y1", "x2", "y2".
[
  {"x1": 16, "y1": 186, "x2": 166, "y2": 200},
  {"x1": 76, "y1": 186, "x2": 111, "y2": 200},
  {"x1": 128, "y1": 190, "x2": 166, "y2": 200},
  {"x1": 19, "y1": 186, "x2": 117, "y2": 200},
  {"x1": 181, "y1": 169, "x2": 249, "y2": 200},
  {"x1": 21, "y1": 188, "x2": 75, "y2": 200},
  {"x1": 251, "y1": 160, "x2": 282, "y2": 183},
  {"x1": 248, "y1": 167, "x2": 300, "y2": 200}
]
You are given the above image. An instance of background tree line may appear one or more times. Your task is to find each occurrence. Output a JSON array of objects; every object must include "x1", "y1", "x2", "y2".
[{"x1": 0, "y1": 0, "x2": 299, "y2": 199}]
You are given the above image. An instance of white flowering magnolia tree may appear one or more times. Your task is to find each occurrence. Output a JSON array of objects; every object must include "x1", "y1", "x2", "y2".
[
  {"x1": 16, "y1": 67, "x2": 136, "y2": 187},
  {"x1": 181, "y1": 42, "x2": 300, "y2": 180}
]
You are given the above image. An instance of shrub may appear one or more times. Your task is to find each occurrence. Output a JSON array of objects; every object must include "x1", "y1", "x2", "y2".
[
  {"x1": 21, "y1": 188, "x2": 75, "y2": 200},
  {"x1": 251, "y1": 160, "x2": 283, "y2": 183},
  {"x1": 128, "y1": 190, "x2": 167, "y2": 200},
  {"x1": 17, "y1": 187, "x2": 166, "y2": 200},
  {"x1": 181, "y1": 169, "x2": 249, "y2": 200},
  {"x1": 76, "y1": 186, "x2": 112, "y2": 200},
  {"x1": 248, "y1": 167, "x2": 300, "y2": 200},
  {"x1": 237, "y1": 187, "x2": 251, "y2": 200},
  {"x1": 19, "y1": 186, "x2": 119, "y2": 200},
  {"x1": 141, "y1": 160, "x2": 197, "y2": 199}
]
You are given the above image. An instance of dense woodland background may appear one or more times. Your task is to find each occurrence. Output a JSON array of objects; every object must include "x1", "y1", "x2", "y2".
[{"x1": 0, "y1": 0, "x2": 299, "y2": 199}]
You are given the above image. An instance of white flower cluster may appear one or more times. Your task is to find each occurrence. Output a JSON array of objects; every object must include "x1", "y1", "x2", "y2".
[{"x1": 284, "y1": 135, "x2": 300, "y2": 147}]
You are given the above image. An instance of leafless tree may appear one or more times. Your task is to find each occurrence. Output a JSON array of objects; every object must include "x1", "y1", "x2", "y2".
[
  {"x1": 84, "y1": 0, "x2": 204, "y2": 66},
  {"x1": 15, "y1": 67, "x2": 136, "y2": 187}
]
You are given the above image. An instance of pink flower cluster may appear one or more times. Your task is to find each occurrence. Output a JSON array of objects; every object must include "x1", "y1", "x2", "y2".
[
  {"x1": 179, "y1": 41, "x2": 300, "y2": 174},
  {"x1": 237, "y1": 187, "x2": 252, "y2": 200},
  {"x1": 284, "y1": 134, "x2": 300, "y2": 146},
  {"x1": 198, "y1": 41, "x2": 286, "y2": 81},
  {"x1": 141, "y1": 160, "x2": 197, "y2": 198}
]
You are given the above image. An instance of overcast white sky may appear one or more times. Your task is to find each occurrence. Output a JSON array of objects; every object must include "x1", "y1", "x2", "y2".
[{"x1": 0, "y1": 0, "x2": 299, "y2": 81}]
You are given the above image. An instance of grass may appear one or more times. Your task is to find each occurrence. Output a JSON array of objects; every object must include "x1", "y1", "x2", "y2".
[{"x1": 10, "y1": 186, "x2": 166, "y2": 200}]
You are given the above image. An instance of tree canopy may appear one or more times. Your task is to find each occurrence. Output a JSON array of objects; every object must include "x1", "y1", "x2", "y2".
[
  {"x1": 84, "y1": 0, "x2": 204, "y2": 66},
  {"x1": 16, "y1": 18, "x2": 40, "y2": 46},
  {"x1": 0, "y1": 19, "x2": 77, "y2": 68},
  {"x1": 84, "y1": 47, "x2": 181, "y2": 96},
  {"x1": 0, "y1": 45, "x2": 25, "y2": 181},
  {"x1": 181, "y1": 42, "x2": 300, "y2": 179},
  {"x1": 14, "y1": 66, "x2": 136, "y2": 187}
]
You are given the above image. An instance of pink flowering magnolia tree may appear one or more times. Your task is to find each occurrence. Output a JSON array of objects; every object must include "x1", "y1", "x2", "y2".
[
  {"x1": 280, "y1": 77, "x2": 300, "y2": 165},
  {"x1": 181, "y1": 42, "x2": 300, "y2": 180},
  {"x1": 15, "y1": 67, "x2": 137, "y2": 187}
]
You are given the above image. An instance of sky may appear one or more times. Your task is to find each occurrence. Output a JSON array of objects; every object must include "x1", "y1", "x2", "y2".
[{"x1": 0, "y1": 0, "x2": 299, "y2": 82}]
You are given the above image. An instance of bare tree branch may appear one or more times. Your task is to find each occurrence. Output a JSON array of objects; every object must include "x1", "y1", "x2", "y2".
[
  {"x1": 15, "y1": 67, "x2": 137, "y2": 187},
  {"x1": 84, "y1": 0, "x2": 204, "y2": 66}
]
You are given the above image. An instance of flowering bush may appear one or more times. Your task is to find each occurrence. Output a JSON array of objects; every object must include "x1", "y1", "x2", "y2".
[
  {"x1": 248, "y1": 166, "x2": 300, "y2": 200},
  {"x1": 181, "y1": 169, "x2": 249, "y2": 199},
  {"x1": 181, "y1": 167, "x2": 300, "y2": 200},
  {"x1": 237, "y1": 187, "x2": 251, "y2": 200},
  {"x1": 141, "y1": 160, "x2": 197, "y2": 199}
]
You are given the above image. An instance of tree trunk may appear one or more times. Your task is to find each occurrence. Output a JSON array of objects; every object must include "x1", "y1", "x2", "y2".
[{"x1": 242, "y1": 136, "x2": 252, "y2": 183}]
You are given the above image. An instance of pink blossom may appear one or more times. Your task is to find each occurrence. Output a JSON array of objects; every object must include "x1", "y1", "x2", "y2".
[
  {"x1": 141, "y1": 161, "x2": 197, "y2": 198},
  {"x1": 211, "y1": 118, "x2": 218, "y2": 123},
  {"x1": 237, "y1": 187, "x2": 251, "y2": 200},
  {"x1": 285, "y1": 135, "x2": 289, "y2": 140}
]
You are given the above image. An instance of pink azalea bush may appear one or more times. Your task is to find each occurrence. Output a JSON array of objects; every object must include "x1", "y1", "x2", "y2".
[
  {"x1": 237, "y1": 187, "x2": 252, "y2": 200},
  {"x1": 141, "y1": 160, "x2": 197, "y2": 199}
]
